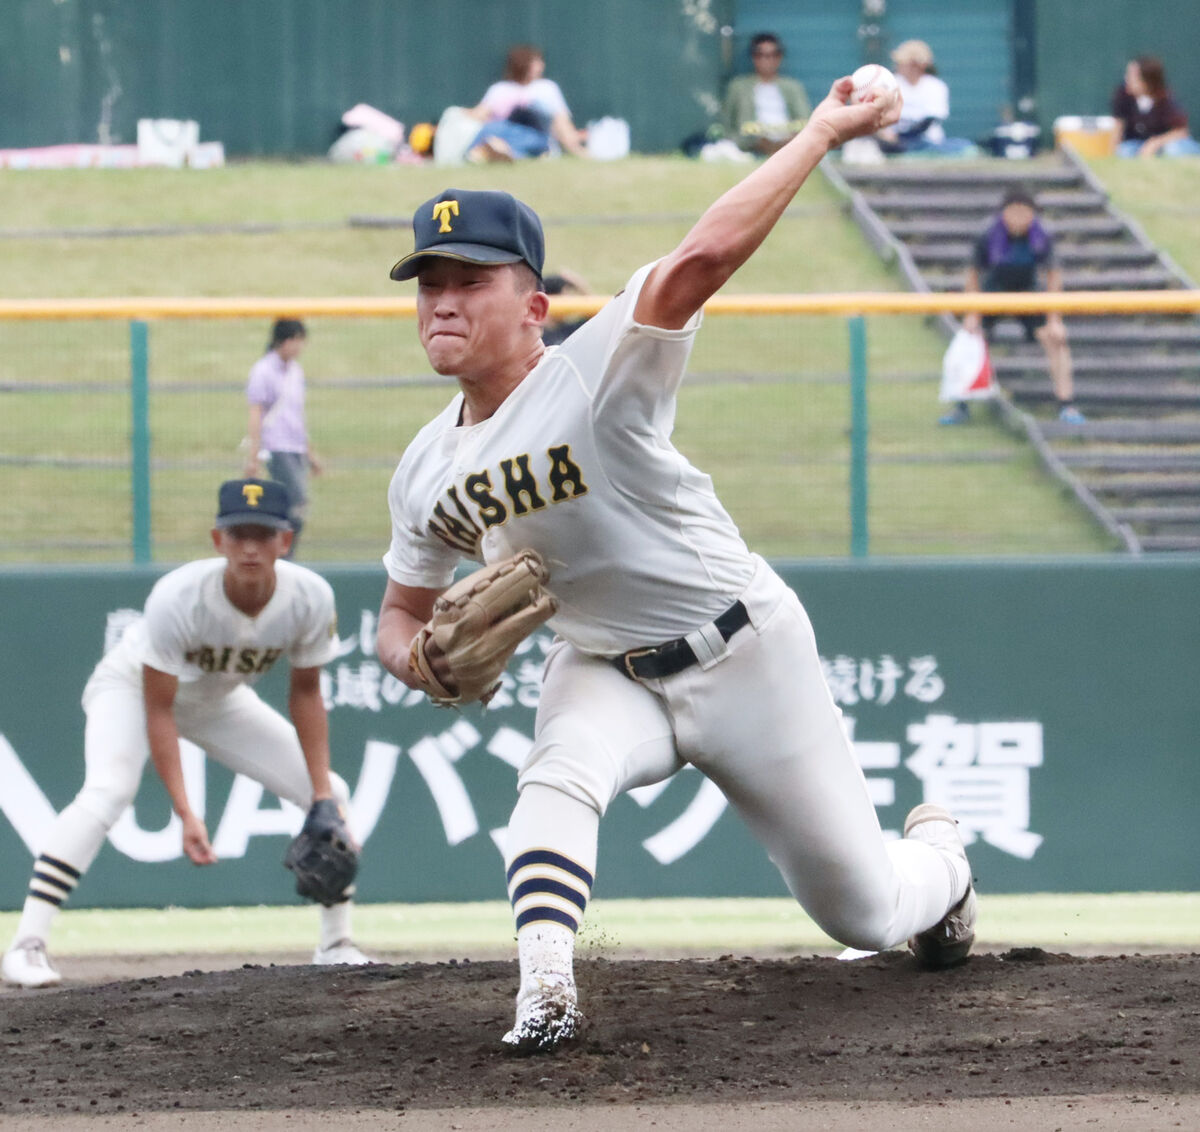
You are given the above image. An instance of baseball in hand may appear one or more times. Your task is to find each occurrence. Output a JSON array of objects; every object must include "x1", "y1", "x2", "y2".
[{"x1": 850, "y1": 64, "x2": 900, "y2": 104}]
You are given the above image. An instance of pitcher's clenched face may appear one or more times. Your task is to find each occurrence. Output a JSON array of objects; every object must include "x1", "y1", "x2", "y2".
[{"x1": 417, "y1": 261, "x2": 545, "y2": 380}]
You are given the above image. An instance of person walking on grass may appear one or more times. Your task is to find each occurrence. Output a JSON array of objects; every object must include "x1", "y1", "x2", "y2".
[{"x1": 244, "y1": 319, "x2": 323, "y2": 557}]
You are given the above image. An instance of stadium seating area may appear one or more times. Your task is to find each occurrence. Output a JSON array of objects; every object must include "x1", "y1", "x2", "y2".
[{"x1": 825, "y1": 152, "x2": 1200, "y2": 552}]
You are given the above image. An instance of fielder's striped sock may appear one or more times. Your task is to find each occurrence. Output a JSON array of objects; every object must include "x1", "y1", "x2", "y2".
[
  {"x1": 28, "y1": 854, "x2": 82, "y2": 909},
  {"x1": 506, "y1": 848, "x2": 593, "y2": 935}
]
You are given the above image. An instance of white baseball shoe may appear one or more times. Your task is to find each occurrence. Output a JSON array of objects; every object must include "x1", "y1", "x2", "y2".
[
  {"x1": 2, "y1": 938, "x2": 63, "y2": 988},
  {"x1": 502, "y1": 985, "x2": 584, "y2": 1055},
  {"x1": 903, "y1": 803, "x2": 977, "y2": 969},
  {"x1": 312, "y1": 939, "x2": 371, "y2": 966}
]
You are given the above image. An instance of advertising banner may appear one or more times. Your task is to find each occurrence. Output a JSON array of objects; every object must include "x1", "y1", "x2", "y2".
[{"x1": 1, "y1": 560, "x2": 1196, "y2": 910}]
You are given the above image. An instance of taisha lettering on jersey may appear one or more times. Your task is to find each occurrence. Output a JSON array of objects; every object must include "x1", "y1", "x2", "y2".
[
  {"x1": 184, "y1": 645, "x2": 285, "y2": 675},
  {"x1": 427, "y1": 444, "x2": 589, "y2": 554}
]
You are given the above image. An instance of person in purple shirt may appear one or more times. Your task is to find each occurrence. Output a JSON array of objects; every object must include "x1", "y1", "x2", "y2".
[
  {"x1": 1112, "y1": 56, "x2": 1200, "y2": 158},
  {"x1": 244, "y1": 319, "x2": 322, "y2": 556},
  {"x1": 942, "y1": 187, "x2": 1084, "y2": 426}
]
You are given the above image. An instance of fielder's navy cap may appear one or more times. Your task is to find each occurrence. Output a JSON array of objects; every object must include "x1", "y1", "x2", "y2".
[
  {"x1": 389, "y1": 188, "x2": 545, "y2": 283},
  {"x1": 215, "y1": 479, "x2": 292, "y2": 531}
]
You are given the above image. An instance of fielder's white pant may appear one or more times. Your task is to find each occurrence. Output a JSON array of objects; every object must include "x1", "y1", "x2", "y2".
[
  {"x1": 11, "y1": 672, "x2": 351, "y2": 951},
  {"x1": 518, "y1": 556, "x2": 964, "y2": 952},
  {"x1": 74, "y1": 676, "x2": 349, "y2": 832}
]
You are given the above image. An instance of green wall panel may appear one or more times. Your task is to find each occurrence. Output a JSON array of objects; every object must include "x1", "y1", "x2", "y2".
[
  {"x1": 731, "y1": 0, "x2": 1014, "y2": 143},
  {"x1": 0, "y1": 0, "x2": 725, "y2": 156},
  {"x1": 1033, "y1": 0, "x2": 1200, "y2": 138},
  {"x1": 12, "y1": 3, "x2": 1195, "y2": 159},
  {"x1": 2, "y1": 559, "x2": 1196, "y2": 914}
]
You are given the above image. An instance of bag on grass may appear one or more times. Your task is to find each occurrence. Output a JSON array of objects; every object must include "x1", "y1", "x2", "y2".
[
  {"x1": 586, "y1": 117, "x2": 630, "y2": 160},
  {"x1": 940, "y1": 328, "x2": 995, "y2": 402},
  {"x1": 433, "y1": 106, "x2": 482, "y2": 166}
]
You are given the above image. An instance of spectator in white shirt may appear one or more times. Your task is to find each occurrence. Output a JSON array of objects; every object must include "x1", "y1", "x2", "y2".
[
  {"x1": 467, "y1": 44, "x2": 588, "y2": 163},
  {"x1": 877, "y1": 40, "x2": 972, "y2": 156}
]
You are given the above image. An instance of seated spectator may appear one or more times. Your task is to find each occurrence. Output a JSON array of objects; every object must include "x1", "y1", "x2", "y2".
[
  {"x1": 1112, "y1": 56, "x2": 1200, "y2": 158},
  {"x1": 721, "y1": 33, "x2": 810, "y2": 156},
  {"x1": 877, "y1": 40, "x2": 972, "y2": 156},
  {"x1": 542, "y1": 269, "x2": 592, "y2": 346},
  {"x1": 466, "y1": 44, "x2": 588, "y2": 163},
  {"x1": 944, "y1": 187, "x2": 1085, "y2": 426}
]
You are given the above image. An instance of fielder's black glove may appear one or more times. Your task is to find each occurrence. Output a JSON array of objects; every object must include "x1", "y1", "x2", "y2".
[{"x1": 283, "y1": 798, "x2": 358, "y2": 907}]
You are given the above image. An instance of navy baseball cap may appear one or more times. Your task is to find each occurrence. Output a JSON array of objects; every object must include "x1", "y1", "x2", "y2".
[
  {"x1": 215, "y1": 479, "x2": 292, "y2": 531},
  {"x1": 389, "y1": 188, "x2": 545, "y2": 282}
]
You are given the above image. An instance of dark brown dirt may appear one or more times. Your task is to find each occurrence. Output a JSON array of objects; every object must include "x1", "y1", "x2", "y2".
[{"x1": 1, "y1": 950, "x2": 1197, "y2": 1118}]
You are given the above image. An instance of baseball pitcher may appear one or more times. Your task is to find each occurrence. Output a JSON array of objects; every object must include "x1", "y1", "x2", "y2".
[{"x1": 375, "y1": 77, "x2": 976, "y2": 1052}]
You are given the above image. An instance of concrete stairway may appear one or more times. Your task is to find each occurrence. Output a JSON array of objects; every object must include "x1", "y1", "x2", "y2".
[{"x1": 823, "y1": 152, "x2": 1200, "y2": 553}]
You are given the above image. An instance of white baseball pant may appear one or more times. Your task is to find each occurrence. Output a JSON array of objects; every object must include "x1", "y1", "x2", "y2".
[
  {"x1": 517, "y1": 556, "x2": 966, "y2": 951},
  {"x1": 11, "y1": 674, "x2": 351, "y2": 951}
]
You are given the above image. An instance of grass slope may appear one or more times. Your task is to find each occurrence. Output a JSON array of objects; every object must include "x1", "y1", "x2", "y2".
[{"x1": 0, "y1": 156, "x2": 1131, "y2": 562}]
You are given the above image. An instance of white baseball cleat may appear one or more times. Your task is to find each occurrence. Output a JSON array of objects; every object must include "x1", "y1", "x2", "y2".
[
  {"x1": 502, "y1": 987, "x2": 584, "y2": 1055},
  {"x1": 312, "y1": 939, "x2": 372, "y2": 966},
  {"x1": 903, "y1": 803, "x2": 977, "y2": 969},
  {"x1": 2, "y1": 938, "x2": 63, "y2": 988}
]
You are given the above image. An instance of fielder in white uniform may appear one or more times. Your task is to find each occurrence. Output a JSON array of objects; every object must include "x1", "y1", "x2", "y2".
[
  {"x1": 2, "y1": 479, "x2": 369, "y2": 988},
  {"x1": 376, "y1": 77, "x2": 977, "y2": 1052}
]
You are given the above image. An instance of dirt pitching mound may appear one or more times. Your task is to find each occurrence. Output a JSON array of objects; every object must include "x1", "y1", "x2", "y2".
[{"x1": 1, "y1": 951, "x2": 1197, "y2": 1118}]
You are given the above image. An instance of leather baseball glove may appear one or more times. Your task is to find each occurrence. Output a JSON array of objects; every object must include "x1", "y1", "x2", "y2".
[
  {"x1": 410, "y1": 549, "x2": 557, "y2": 706},
  {"x1": 283, "y1": 799, "x2": 358, "y2": 906}
]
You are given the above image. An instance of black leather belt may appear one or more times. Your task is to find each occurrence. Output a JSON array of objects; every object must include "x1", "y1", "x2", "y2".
[{"x1": 613, "y1": 600, "x2": 750, "y2": 681}]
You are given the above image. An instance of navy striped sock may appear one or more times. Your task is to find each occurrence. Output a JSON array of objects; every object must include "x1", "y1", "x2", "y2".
[
  {"x1": 506, "y1": 848, "x2": 594, "y2": 934},
  {"x1": 28, "y1": 854, "x2": 82, "y2": 908}
]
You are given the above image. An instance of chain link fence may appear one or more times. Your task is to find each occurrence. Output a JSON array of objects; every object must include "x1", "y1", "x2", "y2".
[{"x1": 5, "y1": 293, "x2": 1165, "y2": 565}]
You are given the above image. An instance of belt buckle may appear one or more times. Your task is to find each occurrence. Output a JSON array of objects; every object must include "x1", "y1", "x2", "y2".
[{"x1": 622, "y1": 646, "x2": 658, "y2": 680}]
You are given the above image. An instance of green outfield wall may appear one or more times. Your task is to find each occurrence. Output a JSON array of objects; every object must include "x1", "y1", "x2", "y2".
[
  {"x1": 0, "y1": 0, "x2": 725, "y2": 157},
  {"x1": 8, "y1": 2, "x2": 1200, "y2": 160},
  {"x1": 1, "y1": 559, "x2": 1196, "y2": 912}
]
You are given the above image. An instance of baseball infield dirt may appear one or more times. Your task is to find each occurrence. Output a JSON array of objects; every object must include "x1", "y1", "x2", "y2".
[{"x1": 1, "y1": 950, "x2": 1197, "y2": 1129}]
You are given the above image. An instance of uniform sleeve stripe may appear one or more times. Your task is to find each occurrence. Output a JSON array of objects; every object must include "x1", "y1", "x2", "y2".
[
  {"x1": 515, "y1": 906, "x2": 581, "y2": 934},
  {"x1": 38, "y1": 854, "x2": 82, "y2": 880},
  {"x1": 509, "y1": 877, "x2": 588, "y2": 913},
  {"x1": 506, "y1": 849, "x2": 594, "y2": 888}
]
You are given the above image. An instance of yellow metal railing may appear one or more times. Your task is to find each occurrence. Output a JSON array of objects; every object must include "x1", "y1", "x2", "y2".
[
  {"x1": 2, "y1": 290, "x2": 1200, "y2": 320},
  {"x1": 4, "y1": 290, "x2": 1196, "y2": 563}
]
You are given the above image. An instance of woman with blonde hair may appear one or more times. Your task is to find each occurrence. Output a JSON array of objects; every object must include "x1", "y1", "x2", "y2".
[{"x1": 877, "y1": 39, "x2": 971, "y2": 155}]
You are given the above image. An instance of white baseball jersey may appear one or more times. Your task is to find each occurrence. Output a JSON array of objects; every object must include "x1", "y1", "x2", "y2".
[
  {"x1": 384, "y1": 262, "x2": 757, "y2": 655},
  {"x1": 85, "y1": 558, "x2": 339, "y2": 708}
]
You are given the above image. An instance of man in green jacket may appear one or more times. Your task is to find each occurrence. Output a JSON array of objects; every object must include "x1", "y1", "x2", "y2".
[{"x1": 722, "y1": 33, "x2": 811, "y2": 155}]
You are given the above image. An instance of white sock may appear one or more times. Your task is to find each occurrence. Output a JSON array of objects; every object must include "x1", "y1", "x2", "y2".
[
  {"x1": 12, "y1": 801, "x2": 111, "y2": 948},
  {"x1": 504, "y1": 785, "x2": 599, "y2": 1004},
  {"x1": 905, "y1": 817, "x2": 971, "y2": 902},
  {"x1": 319, "y1": 900, "x2": 353, "y2": 951},
  {"x1": 516, "y1": 922, "x2": 578, "y2": 1005}
]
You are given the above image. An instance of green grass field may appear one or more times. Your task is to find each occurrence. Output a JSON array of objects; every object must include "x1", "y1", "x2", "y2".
[
  {"x1": 2, "y1": 153, "x2": 1158, "y2": 563},
  {"x1": 1, "y1": 895, "x2": 1195, "y2": 958}
]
